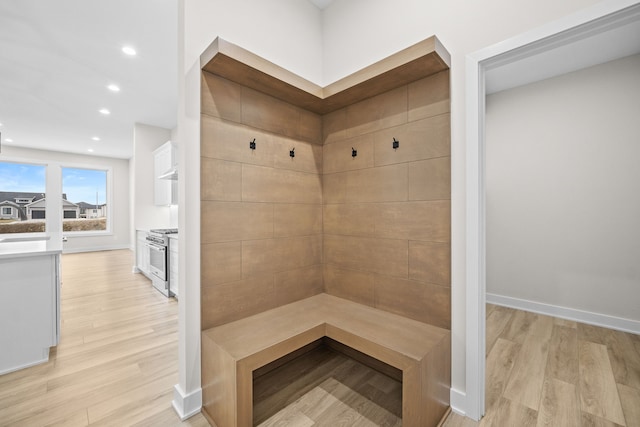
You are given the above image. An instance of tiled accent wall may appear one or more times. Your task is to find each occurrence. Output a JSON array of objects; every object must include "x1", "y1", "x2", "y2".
[
  {"x1": 322, "y1": 70, "x2": 451, "y2": 329},
  {"x1": 201, "y1": 69, "x2": 451, "y2": 331},
  {"x1": 200, "y1": 72, "x2": 324, "y2": 330}
]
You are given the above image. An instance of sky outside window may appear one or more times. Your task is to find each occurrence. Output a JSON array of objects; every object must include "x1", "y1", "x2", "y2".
[{"x1": 62, "y1": 167, "x2": 106, "y2": 205}]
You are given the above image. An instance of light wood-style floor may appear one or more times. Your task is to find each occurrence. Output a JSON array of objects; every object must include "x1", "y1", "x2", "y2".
[
  {"x1": 444, "y1": 304, "x2": 640, "y2": 427},
  {"x1": 2, "y1": 250, "x2": 639, "y2": 426},
  {"x1": 253, "y1": 345, "x2": 402, "y2": 426},
  {"x1": 0, "y1": 250, "x2": 209, "y2": 427}
]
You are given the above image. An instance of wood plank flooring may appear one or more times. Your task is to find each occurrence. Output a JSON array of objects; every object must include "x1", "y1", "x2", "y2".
[
  {"x1": 253, "y1": 345, "x2": 402, "y2": 426},
  {"x1": 443, "y1": 304, "x2": 640, "y2": 427},
  {"x1": 2, "y1": 250, "x2": 638, "y2": 426},
  {"x1": 0, "y1": 250, "x2": 209, "y2": 427}
]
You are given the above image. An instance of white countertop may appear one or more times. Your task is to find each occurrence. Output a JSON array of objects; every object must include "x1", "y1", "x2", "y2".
[{"x1": 0, "y1": 234, "x2": 63, "y2": 259}]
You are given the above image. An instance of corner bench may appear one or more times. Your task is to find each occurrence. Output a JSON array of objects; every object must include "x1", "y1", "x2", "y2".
[{"x1": 201, "y1": 293, "x2": 450, "y2": 427}]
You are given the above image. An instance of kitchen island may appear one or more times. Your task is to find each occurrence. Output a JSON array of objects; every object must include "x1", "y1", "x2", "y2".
[{"x1": 0, "y1": 235, "x2": 62, "y2": 375}]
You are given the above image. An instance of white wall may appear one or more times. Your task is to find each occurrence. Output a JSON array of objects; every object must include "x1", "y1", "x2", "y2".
[
  {"x1": 321, "y1": 0, "x2": 601, "y2": 407},
  {"x1": 1, "y1": 146, "x2": 130, "y2": 253},
  {"x1": 184, "y1": 0, "x2": 323, "y2": 83},
  {"x1": 131, "y1": 123, "x2": 172, "y2": 243},
  {"x1": 179, "y1": 0, "x2": 608, "y2": 418},
  {"x1": 175, "y1": 0, "x2": 323, "y2": 417},
  {"x1": 486, "y1": 54, "x2": 640, "y2": 324}
]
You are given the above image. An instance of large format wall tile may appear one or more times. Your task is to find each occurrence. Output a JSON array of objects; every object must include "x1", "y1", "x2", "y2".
[
  {"x1": 375, "y1": 201, "x2": 450, "y2": 242},
  {"x1": 323, "y1": 108, "x2": 347, "y2": 145},
  {"x1": 344, "y1": 164, "x2": 408, "y2": 203},
  {"x1": 242, "y1": 235, "x2": 322, "y2": 278},
  {"x1": 374, "y1": 276, "x2": 451, "y2": 329},
  {"x1": 409, "y1": 241, "x2": 451, "y2": 286},
  {"x1": 324, "y1": 235, "x2": 408, "y2": 278},
  {"x1": 346, "y1": 86, "x2": 408, "y2": 138},
  {"x1": 323, "y1": 204, "x2": 375, "y2": 237},
  {"x1": 323, "y1": 265, "x2": 375, "y2": 306},
  {"x1": 201, "y1": 158, "x2": 242, "y2": 201},
  {"x1": 408, "y1": 71, "x2": 450, "y2": 122},
  {"x1": 275, "y1": 265, "x2": 324, "y2": 306},
  {"x1": 201, "y1": 201, "x2": 273, "y2": 243},
  {"x1": 243, "y1": 165, "x2": 322, "y2": 204},
  {"x1": 201, "y1": 242, "x2": 242, "y2": 286},
  {"x1": 373, "y1": 115, "x2": 450, "y2": 166},
  {"x1": 201, "y1": 72, "x2": 241, "y2": 122},
  {"x1": 201, "y1": 115, "x2": 274, "y2": 167},
  {"x1": 274, "y1": 204, "x2": 322, "y2": 237},
  {"x1": 322, "y1": 134, "x2": 374, "y2": 174},
  {"x1": 408, "y1": 157, "x2": 451, "y2": 201},
  {"x1": 201, "y1": 274, "x2": 277, "y2": 329}
]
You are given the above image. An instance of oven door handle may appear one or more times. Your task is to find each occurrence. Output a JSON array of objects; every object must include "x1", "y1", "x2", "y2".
[{"x1": 146, "y1": 242, "x2": 166, "y2": 252}]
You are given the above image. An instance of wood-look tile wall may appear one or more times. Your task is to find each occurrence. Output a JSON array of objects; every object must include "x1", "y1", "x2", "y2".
[
  {"x1": 322, "y1": 70, "x2": 451, "y2": 329},
  {"x1": 201, "y1": 72, "x2": 323, "y2": 330},
  {"x1": 201, "y1": 69, "x2": 451, "y2": 331}
]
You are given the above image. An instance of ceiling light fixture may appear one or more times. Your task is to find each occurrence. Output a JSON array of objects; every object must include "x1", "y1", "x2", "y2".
[
  {"x1": 107, "y1": 84, "x2": 120, "y2": 92},
  {"x1": 6, "y1": 138, "x2": 13, "y2": 143},
  {"x1": 122, "y1": 46, "x2": 137, "y2": 56},
  {"x1": 92, "y1": 136, "x2": 101, "y2": 141},
  {"x1": 88, "y1": 148, "x2": 94, "y2": 153},
  {"x1": 99, "y1": 108, "x2": 110, "y2": 115}
]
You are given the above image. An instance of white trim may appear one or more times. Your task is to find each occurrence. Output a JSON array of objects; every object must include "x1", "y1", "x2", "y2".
[
  {"x1": 61, "y1": 244, "x2": 130, "y2": 254},
  {"x1": 487, "y1": 293, "x2": 640, "y2": 335},
  {"x1": 172, "y1": 384, "x2": 202, "y2": 421},
  {"x1": 465, "y1": 0, "x2": 640, "y2": 421},
  {"x1": 450, "y1": 388, "x2": 467, "y2": 417},
  {"x1": 0, "y1": 354, "x2": 49, "y2": 376}
]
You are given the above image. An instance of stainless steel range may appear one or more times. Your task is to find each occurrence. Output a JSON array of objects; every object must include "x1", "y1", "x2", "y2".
[{"x1": 145, "y1": 228, "x2": 178, "y2": 297}]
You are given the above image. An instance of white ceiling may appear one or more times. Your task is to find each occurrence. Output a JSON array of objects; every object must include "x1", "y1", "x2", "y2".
[
  {"x1": 308, "y1": 0, "x2": 334, "y2": 10},
  {"x1": 486, "y1": 8, "x2": 640, "y2": 94},
  {"x1": 0, "y1": 0, "x2": 178, "y2": 159},
  {"x1": 0, "y1": 0, "x2": 637, "y2": 159}
]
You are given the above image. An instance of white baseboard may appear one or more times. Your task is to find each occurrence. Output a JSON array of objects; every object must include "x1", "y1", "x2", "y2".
[
  {"x1": 172, "y1": 384, "x2": 202, "y2": 421},
  {"x1": 450, "y1": 388, "x2": 467, "y2": 417},
  {"x1": 62, "y1": 244, "x2": 130, "y2": 254},
  {"x1": 486, "y1": 293, "x2": 640, "y2": 335}
]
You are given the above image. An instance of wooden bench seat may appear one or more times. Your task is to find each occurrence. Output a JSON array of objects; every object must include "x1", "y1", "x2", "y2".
[{"x1": 201, "y1": 293, "x2": 450, "y2": 427}]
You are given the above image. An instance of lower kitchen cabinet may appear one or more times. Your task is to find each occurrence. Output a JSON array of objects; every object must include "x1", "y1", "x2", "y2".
[
  {"x1": 169, "y1": 235, "x2": 178, "y2": 298},
  {"x1": 135, "y1": 230, "x2": 151, "y2": 278}
]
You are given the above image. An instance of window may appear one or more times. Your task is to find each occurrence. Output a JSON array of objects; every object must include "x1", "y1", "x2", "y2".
[
  {"x1": 61, "y1": 167, "x2": 108, "y2": 233},
  {"x1": 0, "y1": 161, "x2": 46, "y2": 234}
]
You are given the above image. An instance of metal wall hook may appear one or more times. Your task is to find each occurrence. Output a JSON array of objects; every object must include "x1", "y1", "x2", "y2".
[
  {"x1": 392, "y1": 138, "x2": 399, "y2": 149},
  {"x1": 352, "y1": 147, "x2": 357, "y2": 157},
  {"x1": 249, "y1": 138, "x2": 256, "y2": 150},
  {"x1": 289, "y1": 148, "x2": 295, "y2": 158}
]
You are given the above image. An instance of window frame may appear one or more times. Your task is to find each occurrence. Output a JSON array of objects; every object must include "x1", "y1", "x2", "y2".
[
  {"x1": 0, "y1": 159, "x2": 48, "y2": 237},
  {"x1": 61, "y1": 164, "x2": 113, "y2": 237}
]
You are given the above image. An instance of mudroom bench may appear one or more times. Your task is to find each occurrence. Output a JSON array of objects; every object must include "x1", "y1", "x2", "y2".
[{"x1": 201, "y1": 293, "x2": 451, "y2": 427}]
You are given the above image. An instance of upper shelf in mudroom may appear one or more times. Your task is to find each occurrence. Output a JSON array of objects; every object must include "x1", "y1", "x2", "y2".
[{"x1": 200, "y1": 36, "x2": 451, "y2": 115}]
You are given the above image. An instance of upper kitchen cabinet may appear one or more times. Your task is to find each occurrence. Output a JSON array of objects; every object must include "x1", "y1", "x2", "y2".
[{"x1": 154, "y1": 141, "x2": 178, "y2": 206}]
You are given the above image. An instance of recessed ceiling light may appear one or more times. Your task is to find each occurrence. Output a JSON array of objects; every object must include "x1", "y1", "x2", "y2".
[
  {"x1": 92, "y1": 136, "x2": 101, "y2": 141},
  {"x1": 88, "y1": 148, "x2": 94, "y2": 153},
  {"x1": 99, "y1": 108, "x2": 110, "y2": 115},
  {"x1": 107, "y1": 84, "x2": 120, "y2": 92},
  {"x1": 122, "y1": 46, "x2": 137, "y2": 56},
  {"x1": 6, "y1": 138, "x2": 13, "y2": 143}
]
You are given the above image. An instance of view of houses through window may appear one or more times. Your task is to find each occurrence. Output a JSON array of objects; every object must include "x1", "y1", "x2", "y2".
[
  {"x1": 0, "y1": 161, "x2": 108, "y2": 234},
  {"x1": 62, "y1": 167, "x2": 108, "y2": 232}
]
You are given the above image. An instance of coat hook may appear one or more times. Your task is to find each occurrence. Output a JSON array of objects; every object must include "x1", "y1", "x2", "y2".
[
  {"x1": 392, "y1": 138, "x2": 399, "y2": 149},
  {"x1": 249, "y1": 138, "x2": 256, "y2": 150},
  {"x1": 290, "y1": 147, "x2": 295, "y2": 158},
  {"x1": 352, "y1": 147, "x2": 357, "y2": 157}
]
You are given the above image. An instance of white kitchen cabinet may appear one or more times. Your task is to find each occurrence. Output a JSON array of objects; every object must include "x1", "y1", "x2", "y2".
[
  {"x1": 169, "y1": 235, "x2": 178, "y2": 298},
  {"x1": 154, "y1": 141, "x2": 178, "y2": 206},
  {"x1": 135, "y1": 230, "x2": 151, "y2": 278},
  {"x1": 0, "y1": 240, "x2": 61, "y2": 375}
]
